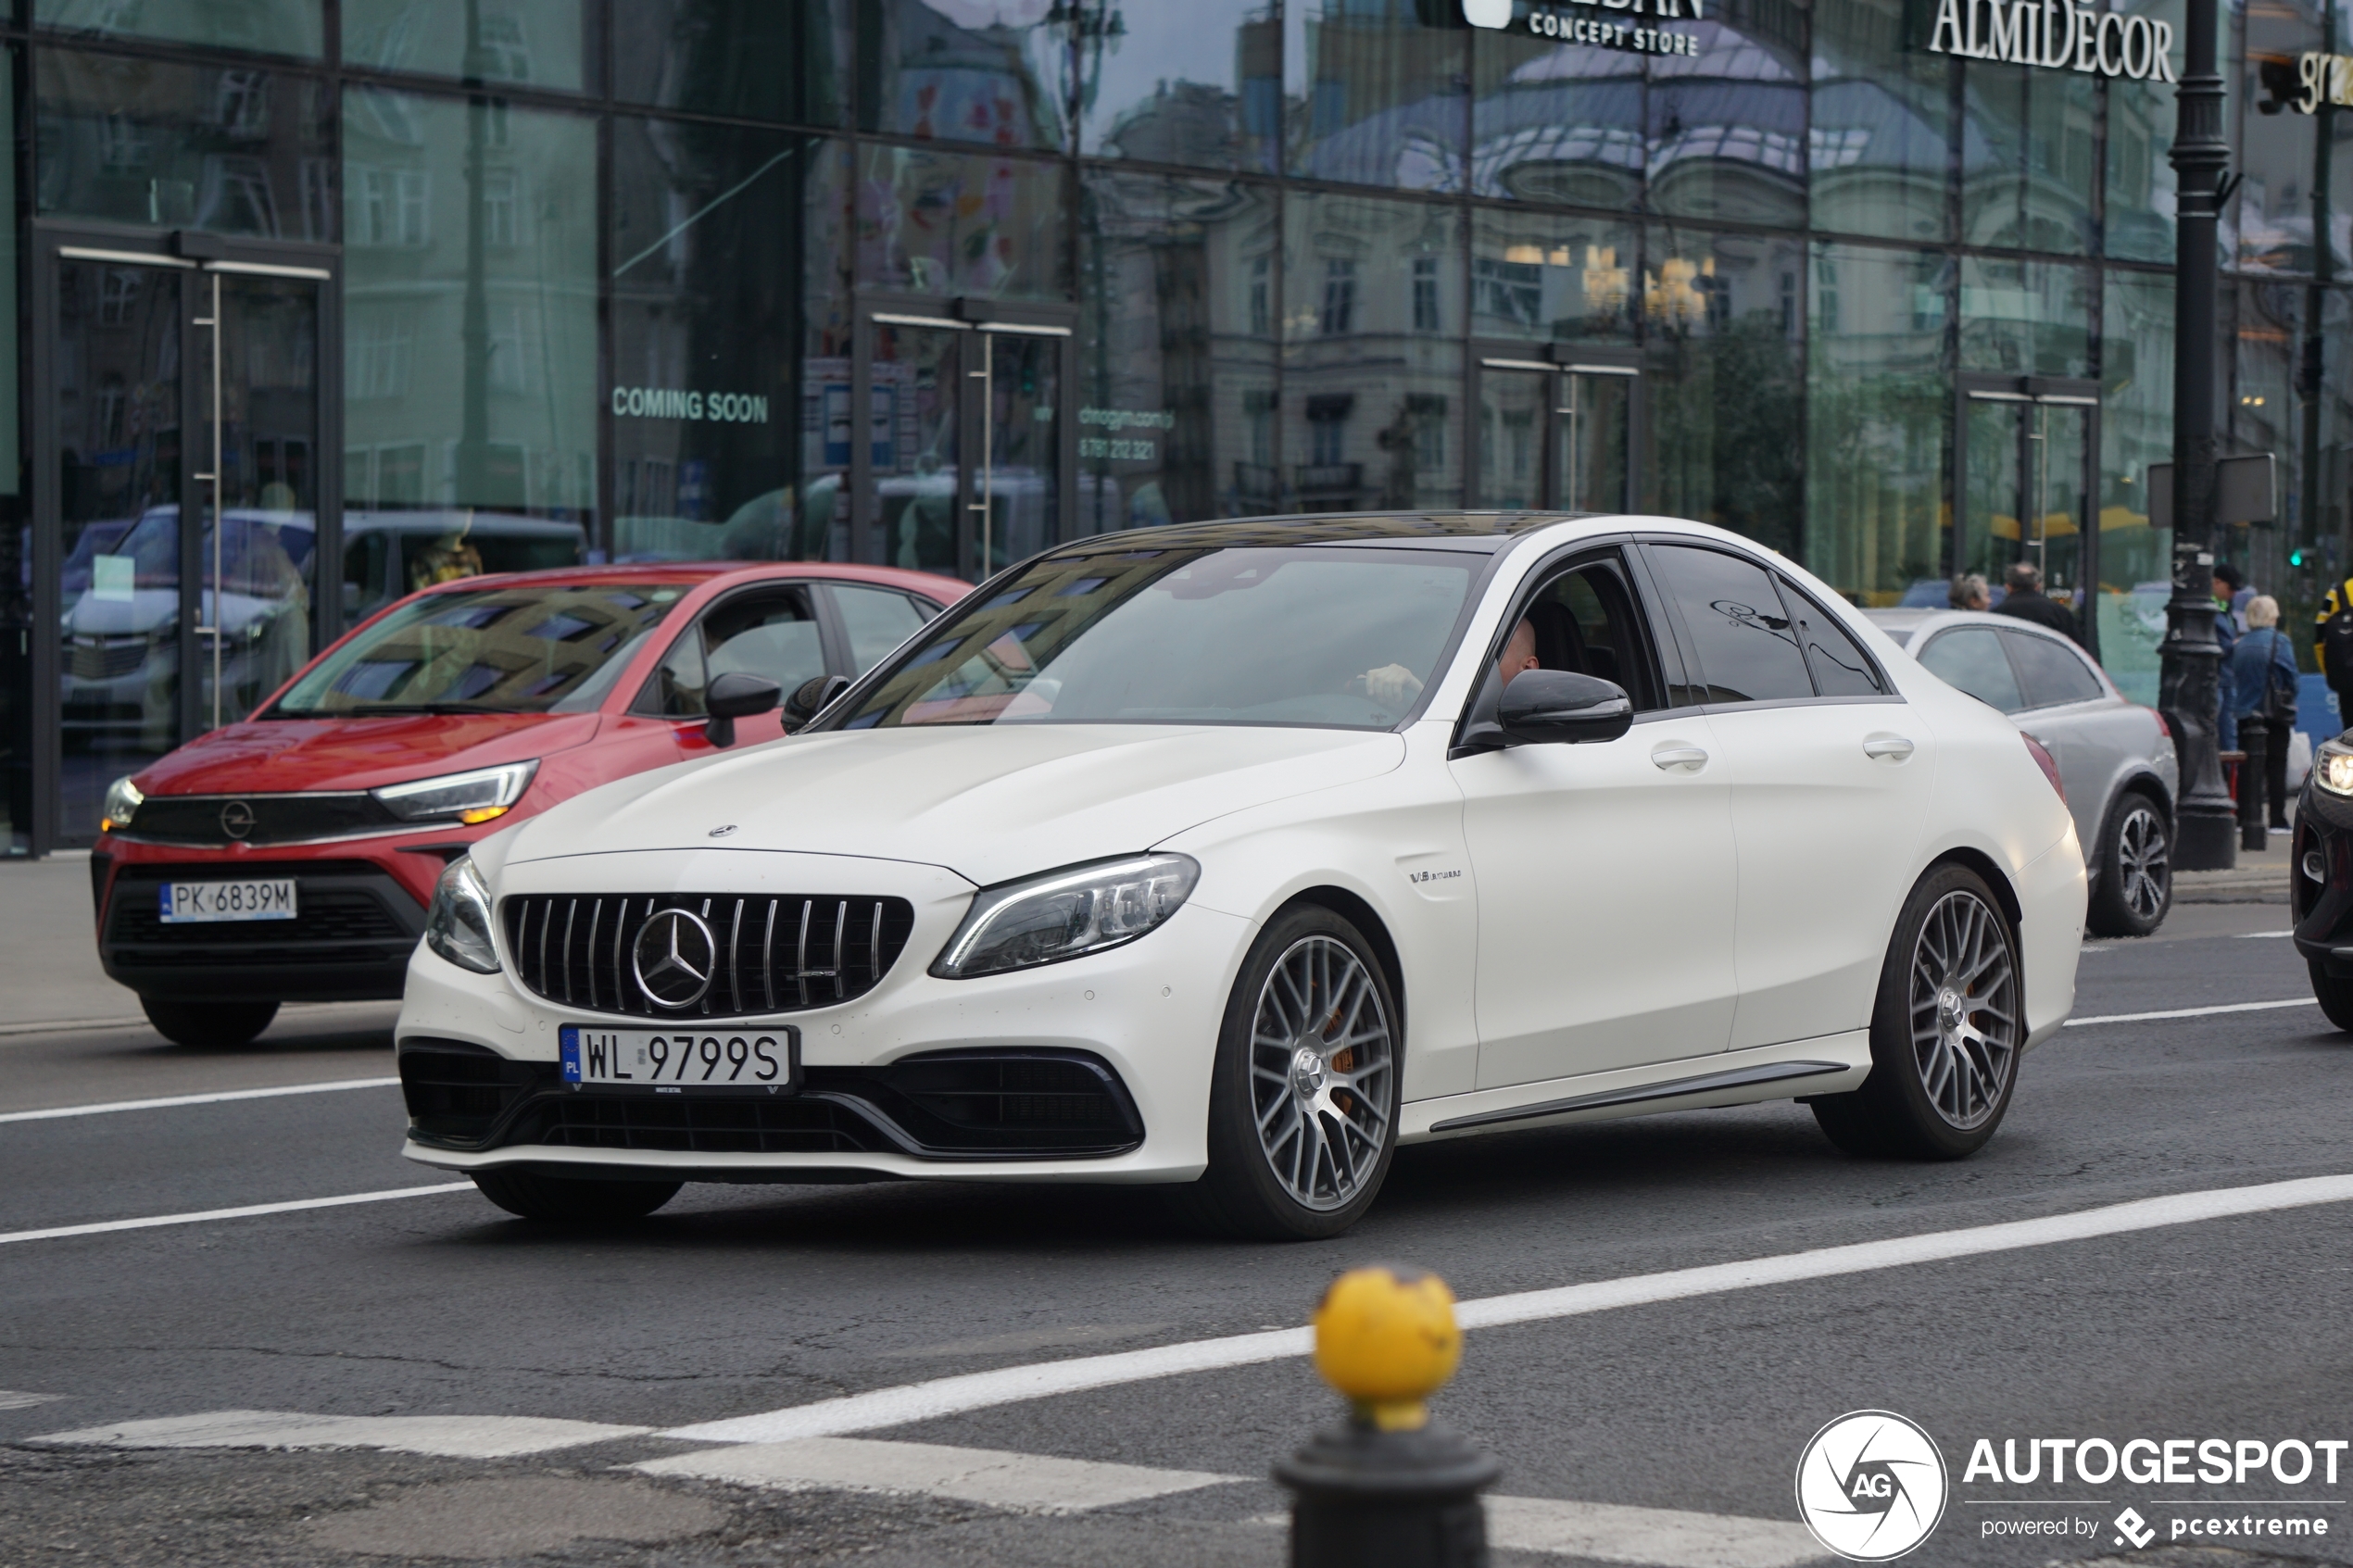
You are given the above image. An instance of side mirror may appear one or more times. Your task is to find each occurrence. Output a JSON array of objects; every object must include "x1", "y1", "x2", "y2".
[
  {"x1": 1498, "y1": 669, "x2": 1632, "y2": 746},
  {"x1": 702, "y1": 671, "x2": 782, "y2": 748},
  {"x1": 782, "y1": 672, "x2": 852, "y2": 730}
]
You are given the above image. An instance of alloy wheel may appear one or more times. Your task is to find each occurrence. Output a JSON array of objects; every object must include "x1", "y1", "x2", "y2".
[
  {"x1": 2117, "y1": 802, "x2": 2170, "y2": 922},
  {"x1": 1907, "y1": 890, "x2": 2020, "y2": 1131},
  {"x1": 1248, "y1": 935, "x2": 1395, "y2": 1211}
]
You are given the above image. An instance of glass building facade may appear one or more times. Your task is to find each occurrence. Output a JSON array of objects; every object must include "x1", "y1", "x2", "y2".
[{"x1": 0, "y1": 0, "x2": 2347, "y2": 850}]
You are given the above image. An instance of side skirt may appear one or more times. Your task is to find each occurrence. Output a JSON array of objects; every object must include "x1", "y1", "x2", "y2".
[{"x1": 1402, "y1": 1034, "x2": 1871, "y2": 1142}]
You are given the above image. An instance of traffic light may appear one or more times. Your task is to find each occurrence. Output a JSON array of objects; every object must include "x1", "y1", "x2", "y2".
[{"x1": 2292, "y1": 546, "x2": 2309, "y2": 568}]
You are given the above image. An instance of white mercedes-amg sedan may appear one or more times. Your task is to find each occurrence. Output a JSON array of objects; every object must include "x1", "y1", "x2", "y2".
[{"x1": 396, "y1": 513, "x2": 2085, "y2": 1238}]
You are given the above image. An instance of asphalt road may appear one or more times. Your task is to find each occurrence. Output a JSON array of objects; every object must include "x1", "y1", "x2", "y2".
[{"x1": 4, "y1": 881, "x2": 2349, "y2": 1568}]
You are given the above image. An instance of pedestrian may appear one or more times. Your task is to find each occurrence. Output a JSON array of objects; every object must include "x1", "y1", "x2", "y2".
[
  {"x1": 2226, "y1": 594, "x2": 2299, "y2": 835},
  {"x1": 1948, "y1": 572, "x2": 1990, "y2": 611},
  {"x1": 2213, "y1": 561, "x2": 2251, "y2": 633},
  {"x1": 1992, "y1": 561, "x2": 2082, "y2": 644}
]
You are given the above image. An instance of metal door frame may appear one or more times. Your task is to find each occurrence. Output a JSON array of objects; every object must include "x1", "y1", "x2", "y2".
[
  {"x1": 29, "y1": 222, "x2": 339, "y2": 853},
  {"x1": 1954, "y1": 373, "x2": 2101, "y2": 658},
  {"x1": 1468, "y1": 342, "x2": 1641, "y2": 513},
  {"x1": 851, "y1": 295, "x2": 1076, "y2": 577}
]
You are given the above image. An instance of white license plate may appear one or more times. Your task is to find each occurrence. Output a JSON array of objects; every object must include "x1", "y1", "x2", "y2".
[
  {"x1": 560, "y1": 1025, "x2": 800, "y2": 1095},
  {"x1": 159, "y1": 879, "x2": 297, "y2": 923}
]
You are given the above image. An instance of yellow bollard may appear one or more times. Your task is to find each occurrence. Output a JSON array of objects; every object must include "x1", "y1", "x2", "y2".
[{"x1": 1274, "y1": 1265, "x2": 1501, "y2": 1568}]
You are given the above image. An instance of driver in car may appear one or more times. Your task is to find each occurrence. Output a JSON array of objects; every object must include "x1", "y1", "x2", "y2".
[{"x1": 1361, "y1": 614, "x2": 1541, "y2": 712}]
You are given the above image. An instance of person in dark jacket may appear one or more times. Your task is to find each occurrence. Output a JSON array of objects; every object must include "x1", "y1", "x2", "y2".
[
  {"x1": 1993, "y1": 562, "x2": 2082, "y2": 644},
  {"x1": 2225, "y1": 594, "x2": 2299, "y2": 832}
]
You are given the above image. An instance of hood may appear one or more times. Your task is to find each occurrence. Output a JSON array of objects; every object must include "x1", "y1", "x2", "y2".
[
  {"x1": 137, "y1": 711, "x2": 606, "y2": 796},
  {"x1": 497, "y1": 724, "x2": 1408, "y2": 887}
]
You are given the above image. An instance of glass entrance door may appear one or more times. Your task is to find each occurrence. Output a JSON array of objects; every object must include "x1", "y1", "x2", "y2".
[
  {"x1": 1960, "y1": 387, "x2": 2095, "y2": 608},
  {"x1": 43, "y1": 242, "x2": 329, "y2": 844},
  {"x1": 859, "y1": 307, "x2": 1074, "y2": 581},
  {"x1": 1476, "y1": 355, "x2": 1635, "y2": 511}
]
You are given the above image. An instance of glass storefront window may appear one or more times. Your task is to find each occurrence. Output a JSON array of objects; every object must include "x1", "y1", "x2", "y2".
[
  {"x1": 612, "y1": 125, "x2": 843, "y2": 564},
  {"x1": 2098, "y1": 269, "x2": 2174, "y2": 701},
  {"x1": 2232, "y1": 0, "x2": 2341, "y2": 273},
  {"x1": 1282, "y1": 192, "x2": 1464, "y2": 512},
  {"x1": 35, "y1": 50, "x2": 335, "y2": 240},
  {"x1": 1080, "y1": 0, "x2": 1277, "y2": 170},
  {"x1": 1807, "y1": 244, "x2": 1953, "y2": 607},
  {"x1": 612, "y1": 1, "x2": 846, "y2": 126},
  {"x1": 343, "y1": 0, "x2": 592, "y2": 94},
  {"x1": 2105, "y1": 0, "x2": 2182, "y2": 263},
  {"x1": 37, "y1": 0, "x2": 323, "y2": 59},
  {"x1": 1961, "y1": 55, "x2": 2097, "y2": 253},
  {"x1": 856, "y1": 144, "x2": 1069, "y2": 301},
  {"x1": 1286, "y1": 0, "x2": 1466, "y2": 192},
  {"x1": 1960, "y1": 256, "x2": 2094, "y2": 376},
  {"x1": 860, "y1": 0, "x2": 1072, "y2": 153},
  {"x1": 1648, "y1": 14, "x2": 1808, "y2": 228},
  {"x1": 1810, "y1": 0, "x2": 1950, "y2": 243},
  {"x1": 1471, "y1": 22, "x2": 1643, "y2": 209},
  {"x1": 1470, "y1": 208, "x2": 1638, "y2": 345},
  {"x1": 1076, "y1": 170, "x2": 1277, "y2": 530},
  {"x1": 341, "y1": 88, "x2": 595, "y2": 614},
  {"x1": 1642, "y1": 225, "x2": 1806, "y2": 555}
]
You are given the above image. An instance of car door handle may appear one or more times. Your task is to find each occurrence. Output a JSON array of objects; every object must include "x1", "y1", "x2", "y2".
[
  {"x1": 1651, "y1": 744, "x2": 1709, "y2": 772},
  {"x1": 1863, "y1": 734, "x2": 1916, "y2": 761}
]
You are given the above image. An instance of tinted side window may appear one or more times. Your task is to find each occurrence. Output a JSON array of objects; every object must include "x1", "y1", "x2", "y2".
[
  {"x1": 1518, "y1": 558, "x2": 1663, "y2": 712},
  {"x1": 833, "y1": 584, "x2": 933, "y2": 673},
  {"x1": 1781, "y1": 577, "x2": 1887, "y2": 696},
  {"x1": 1648, "y1": 545, "x2": 1816, "y2": 704},
  {"x1": 1919, "y1": 628, "x2": 2025, "y2": 712},
  {"x1": 2004, "y1": 630, "x2": 2105, "y2": 708}
]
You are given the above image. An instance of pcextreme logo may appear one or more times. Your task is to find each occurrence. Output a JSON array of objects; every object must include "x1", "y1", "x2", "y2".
[{"x1": 1795, "y1": 1411, "x2": 1952, "y2": 1561}]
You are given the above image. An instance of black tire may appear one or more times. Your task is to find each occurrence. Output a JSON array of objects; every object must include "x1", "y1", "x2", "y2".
[
  {"x1": 2308, "y1": 960, "x2": 2353, "y2": 1033},
  {"x1": 2085, "y1": 790, "x2": 2172, "y2": 937},
  {"x1": 140, "y1": 997, "x2": 280, "y2": 1049},
  {"x1": 1168, "y1": 905, "x2": 1402, "y2": 1241},
  {"x1": 471, "y1": 1169, "x2": 682, "y2": 1222},
  {"x1": 1810, "y1": 864, "x2": 2022, "y2": 1160}
]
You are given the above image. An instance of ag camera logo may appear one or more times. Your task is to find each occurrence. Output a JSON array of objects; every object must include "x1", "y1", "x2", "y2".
[
  {"x1": 1796, "y1": 1411, "x2": 1950, "y2": 1561},
  {"x1": 1462, "y1": 0, "x2": 1513, "y2": 27}
]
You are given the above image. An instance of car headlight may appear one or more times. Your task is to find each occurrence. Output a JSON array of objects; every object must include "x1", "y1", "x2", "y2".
[
  {"x1": 372, "y1": 760, "x2": 538, "y2": 825},
  {"x1": 100, "y1": 775, "x2": 144, "y2": 834},
  {"x1": 931, "y1": 853, "x2": 1200, "y2": 979},
  {"x1": 423, "y1": 856, "x2": 500, "y2": 973},
  {"x1": 2320, "y1": 740, "x2": 2353, "y2": 797}
]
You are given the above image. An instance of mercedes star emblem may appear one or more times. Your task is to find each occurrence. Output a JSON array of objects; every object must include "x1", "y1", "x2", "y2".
[
  {"x1": 219, "y1": 800, "x2": 257, "y2": 840},
  {"x1": 633, "y1": 907, "x2": 716, "y2": 1010}
]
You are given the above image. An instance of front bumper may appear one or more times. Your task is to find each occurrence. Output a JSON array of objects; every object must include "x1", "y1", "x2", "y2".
[
  {"x1": 2292, "y1": 779, "x2": 2353, "y2": 973},
  {"x1": 397, "y1": 849, "x2": 1252, "y2": 1184},
  {"x1": 96, "y1": 855, "x2": 430, "y2": 1002}
]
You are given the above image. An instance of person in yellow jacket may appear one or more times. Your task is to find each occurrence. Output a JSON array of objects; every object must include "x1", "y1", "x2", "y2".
[{"x1": 2316, "y1": 574, "x2": 2353, "y2": 691}]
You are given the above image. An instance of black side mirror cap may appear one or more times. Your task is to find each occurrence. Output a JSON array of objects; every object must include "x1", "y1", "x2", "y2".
[
  {"x1": 782, "y1": 672, "x2": 852, "y2": 730},
  {"x1": 703, "y1": 671, "x2": 783, "y2": 748},
  {"x1": 1497, "y1": 669, "x2": 1633, "y2": 746}
]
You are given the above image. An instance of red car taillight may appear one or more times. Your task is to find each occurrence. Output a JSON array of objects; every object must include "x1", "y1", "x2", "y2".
[{"x1": 2022, "y1": 734, "x2": 2066, "y2": 804}]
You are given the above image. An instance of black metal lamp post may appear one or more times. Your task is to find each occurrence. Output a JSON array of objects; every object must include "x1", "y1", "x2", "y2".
[{"x1": 2159, "y1": 0, "x2": 2239, "y2": 872}]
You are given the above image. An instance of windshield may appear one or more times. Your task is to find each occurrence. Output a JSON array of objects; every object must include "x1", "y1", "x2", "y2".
[
  {"x1": 269, "y1": 583, "x2": 686, "y2": 717},
  {"x1": 833, "y1": 546, "x2": 1479, "y2": 731}
]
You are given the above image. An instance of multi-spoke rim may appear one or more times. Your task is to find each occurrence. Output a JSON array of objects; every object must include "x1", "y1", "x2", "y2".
[
  {"x1": 1248, "y1": 935, "x2": 1395, "y2": 1211},
  {"x1": 2116, "y1": 802, "x2": 2170, "y2": 922},
  {"x1": 1907, "y1": 890, "x2": 2020, "y2": 1131}
]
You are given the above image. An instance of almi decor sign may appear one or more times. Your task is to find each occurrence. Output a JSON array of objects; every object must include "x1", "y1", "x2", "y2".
[{"x1": 1925, "y1": 0, "x2": 2177, "y2": 79}]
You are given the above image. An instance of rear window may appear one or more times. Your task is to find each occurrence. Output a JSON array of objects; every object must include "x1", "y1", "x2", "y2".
[
  {"x1": 270, "y1": 584, "x2": 687, "y2": 717},
  {"x1": 1919, "y1": 627, "x2": 2024, "y2": 712},
  {"x1": 2003, "y1": 630, "x2": 2104, "y2": 708}
]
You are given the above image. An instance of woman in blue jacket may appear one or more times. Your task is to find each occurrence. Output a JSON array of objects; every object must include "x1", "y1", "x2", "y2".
[{"x1": 2226, "y1": 595, "x2": 2300, "y2": 833}]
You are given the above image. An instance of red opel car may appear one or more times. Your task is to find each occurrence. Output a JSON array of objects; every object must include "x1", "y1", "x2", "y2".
[{"x1": 91, "y1": 561, "x2": 967, "y2": 1047}]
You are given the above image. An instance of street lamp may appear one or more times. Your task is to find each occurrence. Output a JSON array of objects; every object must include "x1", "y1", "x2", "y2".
[{"x1": 2159, "y1": 0, "x2": 2239, "y2": 871}]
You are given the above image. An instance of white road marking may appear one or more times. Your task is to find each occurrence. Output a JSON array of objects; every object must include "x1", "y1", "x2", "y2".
[
  {"x1": 1485, "y1": 1497, "x2": 1824, "y2": 1567},
  {"x1": 0, "y1": 1184, "x2": 471, "y2": 1247},
  {"x1": 0, "y1": 1390, "x2": 66, "y2": 1411},
  {"x1": 2235, "y1": 930, "x2": 2297, "y2": 939},
  {"x1": 635, "y1": 1436, "x2": 1239, "y2": 1513},
  {"x1": 0, "y1": 1015, "x2": 150, "y2": 1037},
  {"x1": 662, "y1": 1173, "x2": 2353, "y2": 1446},
  {"x1": 34, "y1": 1410, "x2": 648, "y2": 1459},
  {"x1": 0, "y1": 1077, "x2": 401, "y2": 1124},
  {"x1": 2066, "y1": 997, "x2": 2317, "y2": 1026}
]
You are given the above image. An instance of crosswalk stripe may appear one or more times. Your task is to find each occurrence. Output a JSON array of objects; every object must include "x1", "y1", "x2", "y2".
[
  {"x1": 1484, "y1": 1496, "x2": 1825, "y2": 1567},
  {"x1": 0, "y1": 1077, "x2": 401, "y2": 1124},
  {"x1": 0, "y1": 1184, "x2": 471, "y2": 1247},
  {"x1": 2065, "y1": 997, "x2": 2315, "y2": 1026},
  {"x1": 32, "y1": 1410, "x2": 649, "y2": 1459},
  {"x1": 634, "y1": 1436, "x2": 1240, "y2": 1513}
]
